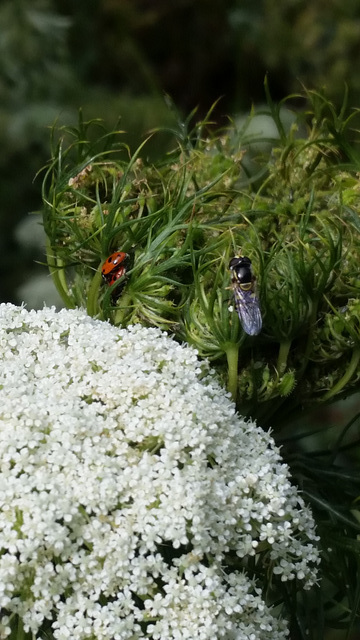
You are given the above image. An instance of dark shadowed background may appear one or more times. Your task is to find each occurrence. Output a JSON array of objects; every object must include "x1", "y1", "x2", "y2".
[{"x1": 1, "y1": 0, "x2": 360, "y2": 306}]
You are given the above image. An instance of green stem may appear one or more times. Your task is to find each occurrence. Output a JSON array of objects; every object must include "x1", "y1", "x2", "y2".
[
  {"x1": 87, "y1": 270, "x2": 102, "y2": 317},
  {"x1": 277, "y1": 340, "x2": 291, "y2": 374},
  {"x1": 45, "y1": 238, "x2": 75, "y2": 309},
  {"x1": 297, "y1": 299, "x2": 319, "y2": 379},
  {"x1": 16, "y1": 616, "x2": 25, "y2": 640},
  {"x1": 322, "y1": 347, "x2": 360, "y2": 402},
  {"x1": 225, "y1": 342, "x2": 239, "y2": 403},
  {"x1": 114, "y1": 291, "x2": 134, "y2": 326}
]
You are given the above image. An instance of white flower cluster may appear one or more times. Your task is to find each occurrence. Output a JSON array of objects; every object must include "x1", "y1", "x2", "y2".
[{"x1": 0, "y1": 304, "x2": 319, "y2": 639}]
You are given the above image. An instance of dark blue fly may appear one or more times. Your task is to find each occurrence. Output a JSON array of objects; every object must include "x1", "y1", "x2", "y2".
[{"x1": 229, "y1": 256, "x2": 262, "y2": 336}]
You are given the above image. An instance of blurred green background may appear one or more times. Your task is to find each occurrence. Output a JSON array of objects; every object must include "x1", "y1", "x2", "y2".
[{"x1": 3, "y1": 0, "x2": 360, "y2": 308}]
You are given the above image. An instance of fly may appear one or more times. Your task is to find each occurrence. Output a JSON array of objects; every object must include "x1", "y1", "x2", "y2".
[{"x1": 229, "y1": 256, "x2": 262, "y2": 336}]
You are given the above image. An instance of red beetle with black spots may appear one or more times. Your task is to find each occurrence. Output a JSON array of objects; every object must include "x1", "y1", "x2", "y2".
[
  {"x1": 101, "y1": 251, "x2": 128, "y2": 299},
  {"x1": 101, "y1": 251, "x2": 127, "y2": 279}
]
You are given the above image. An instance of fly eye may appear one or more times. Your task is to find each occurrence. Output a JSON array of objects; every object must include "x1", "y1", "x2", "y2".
[
  {"x1": 229, "y1": 257, "x2": 240, "y2": 269},
  {"x1": 229, "y1": 256, "x2": 252, "y2": 268}
]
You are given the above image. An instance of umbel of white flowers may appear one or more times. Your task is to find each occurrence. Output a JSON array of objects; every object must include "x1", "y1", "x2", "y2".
[{"x1": 0, "y1": 304, "x2": 319, "y2": 640}]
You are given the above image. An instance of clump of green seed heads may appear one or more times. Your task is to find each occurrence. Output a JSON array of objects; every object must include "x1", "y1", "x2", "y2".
[{"x1": 41, "y1": 94, "x2": 360, "y2": 425}]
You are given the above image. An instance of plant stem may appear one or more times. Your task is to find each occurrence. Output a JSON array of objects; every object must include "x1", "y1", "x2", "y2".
[
  {"x1": 225, "y1": 342, "x2": 239, "y2": 403},
  {"x1": 277, "y1": 340, "x2": 291, "y2": 374},
  {"x1": 114, "y1": 291, "x2": 133, "y2": 326},
  {"x1": 322, "y1": 347, "x2": 360, "y2": 402},
  {"x1": 87, "y1": 270, "x2": 102, "y2": 317},
  {"x1": 45, "y1": 238, "x2": 75, "y2": 309},
  {"x1": 16, "y1": 616, "x2": 24, "y2": 640},
  {"x1": 297, "y1": 299, "x2": 319, "y2": 379}
]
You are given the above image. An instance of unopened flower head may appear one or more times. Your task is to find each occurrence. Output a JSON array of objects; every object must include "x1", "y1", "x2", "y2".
[{"x1": 0, "y1": 304, "x2": 319, "y2": 639}]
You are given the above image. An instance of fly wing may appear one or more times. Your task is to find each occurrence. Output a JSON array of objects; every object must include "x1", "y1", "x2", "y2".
[{"x1": 233, "y1": 286, "x2": 262, "y2": 336}]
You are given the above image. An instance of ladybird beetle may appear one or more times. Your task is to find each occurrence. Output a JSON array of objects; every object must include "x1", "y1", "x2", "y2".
[
  {"x1": 101, "y1": 251, "x2": 128, "y2": 281},
  {"x1": 101, "y1": 251, "x2": 128, "y2": 301},
  {"x1": 107, "y1": 264, "x2": 126, "y2": 286}
]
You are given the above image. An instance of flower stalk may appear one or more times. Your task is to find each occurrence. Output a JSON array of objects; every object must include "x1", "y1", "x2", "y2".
[
  {"x1": 86, "y1": 267, "x2": 103, "y2": 317},
  {"x1": 225, "y1": 341, "x2": 240, "y2": 402},
  {"x1": 276, "y1": 339, "x2": 292, "y2": 374},
  {"x1": 322, "y1": 346, "x2": 360, "y2": 401},
  {"x1": 45, "y1": 237, "x2": 75, "y2": 309}
]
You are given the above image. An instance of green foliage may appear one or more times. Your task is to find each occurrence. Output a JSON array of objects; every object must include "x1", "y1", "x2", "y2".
[
  {"x1": 279, "y1": 411, "x2": 360, "y2": 640},
  {"x1": 240, "y1": 0, "x2": 360, "y2": 108},
  {"x1": 41, "y1": 92, "x2": 360, "y2": 422}
]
